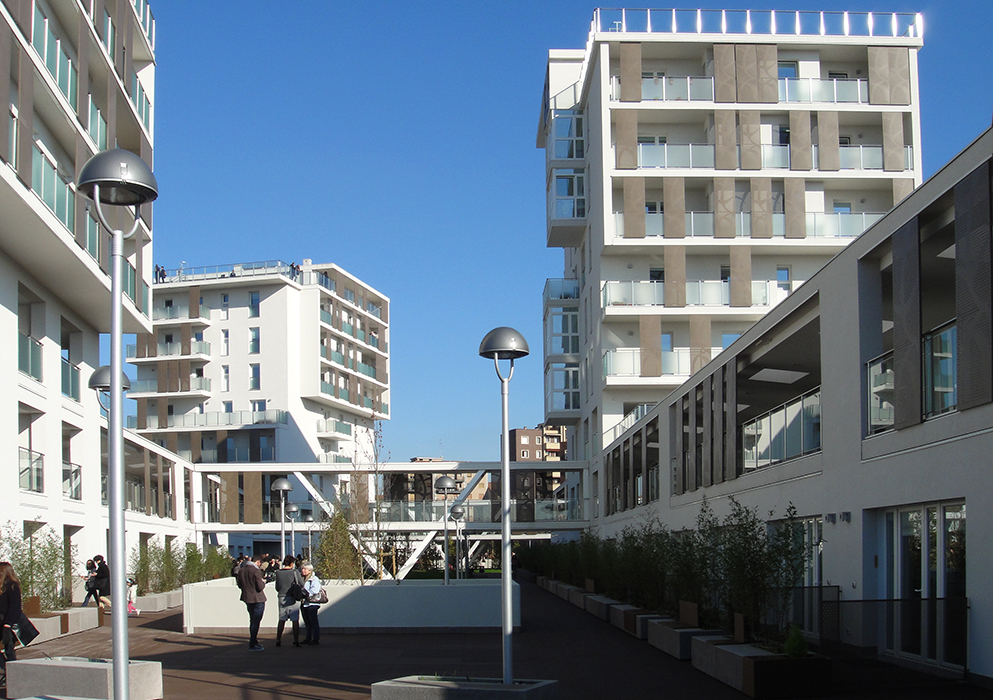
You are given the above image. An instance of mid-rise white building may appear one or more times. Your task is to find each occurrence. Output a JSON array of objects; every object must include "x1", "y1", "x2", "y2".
[
  {"x1": 2, "y1": 0, "x2": 198, "y2": 581},
  {"x1": 538, "y1": 9, "x2": 924, "y2": 469},
  {"x1": 130, "y1": 259, "x2": 390, "y2": 555}
]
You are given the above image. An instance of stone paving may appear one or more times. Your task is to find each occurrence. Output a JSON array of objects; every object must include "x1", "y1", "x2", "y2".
[{"x1": 5, "y1": 578, "x2": 993, "y2": 699}]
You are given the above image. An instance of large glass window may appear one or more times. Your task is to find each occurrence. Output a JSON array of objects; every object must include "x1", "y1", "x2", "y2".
[
  {"x1": 31, "y1": 144, "x2": 75, "y2": 232},
  {"x1": 248, "y1": 291, "x2": 260, "y2": 317},
  {"x1": 131, "y1": 74, "x2": 151, "y2": 131},
  {"x1": 547, "y1": 362, "x2": 580, "y2": 411},
  {"x1": 546, "y1": 308, "x2": 579, "y2": 355},
  {"x1": 88, "y1": 96, "x2": 108, "y2": 150},
  {"x1": 550, "y1": 110, "x2": 584, "y2": 160},
  {"x1": 249, "y1": 327, "x2": 260, "y2": 354},
  {"x1": 742, "y1": 389, "x2": 820, "y2": 471},
  {"x1": 551, "y1": 169, "x2": 586, "y2": 219},
  {"x1": 924, "y1": 323, "x2": 956, "y2": 418},
  {"x1": 32, "y1": 4, "x2": 78, "y2": 109},
  {"x1": 249, "y1": 363, "x2": 261, "y2": 390}
]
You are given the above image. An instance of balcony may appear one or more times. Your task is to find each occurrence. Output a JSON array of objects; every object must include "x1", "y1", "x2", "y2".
[
  {"x1": 609, "y1": 75, "x2": 714, "y2": 101},
  {"x1": 686, "y1": 280, "x2": 730, "y2": 306},
  {"x1": 742, "y1": 389, "x2": 821, "y2": 471},
  {"x1": 924, "y1": 322, "x2": 956, "y2": 419},
  {"x1": 126, "y1": 340, "x2": 211, "y2": 359},
  {"x1": 544, "y1": 279, "x2": 580, "y2": 302},
  {"x1": 198, "y1": 446, "x2": 275, "y2": 463},
  {"x1": 158, "y1": 260, "x2": 292, "y2": 284},
  {"x1": 807, "y1": 211, "x2": 885, "y2": 238},
  {"x1": 603, "y1": 348, "x2": 691, "y2": 377},
  {"x1": 61, "y1": 358, "x2": 80, "y2": 401},
  {"x1": 129, "y1": 409, "x2": 288, "y2": 430},
  {"x1": 321, "y1": 381, "x2": 350, "y2": 403},
  {"x1": 357, "y1": 362, "x2": 377, "y2": 379},
  {"x1": 372, "y1": 497, "x2": 587, "y2": 524},
  {"x1": 317, "y1": 419, "x2": 352, "y2": 437},
  {"x1": 63, "y1": 461, "x2": 82, "y2": 500},
  {"x1": 867, "y1": 351, "x2": 895, "y2": 435},
  {"x1": 638, "y1": 143, "x2": 714, "y2": 169},
  {"x1": 129, "y1": 376, "x2": 211, "y2": 394},
  {"x1": 19, "y1": 332, "x2": 43, "y2": 382},
  {"x1": 606, "y1": 403, "x2": 657, "y2": 444},
  {"x1": 603, "y1": 280, "x2": 665, "y2": 307},
  {"x1": 19, "y1": 447, "x2": 44, "y2": 493},
  {"x1": 319, "y1": 453, "x2": 354, "y2": 464},
  {"x1": 779, "y1": 77, "x2": 868, "y2": 103},
  {"x1": 152, "y1": 303, "x2": 211, "y2": 322}
]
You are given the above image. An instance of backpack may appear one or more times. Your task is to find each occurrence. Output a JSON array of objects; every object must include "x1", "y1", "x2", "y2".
[{"x1": 287, "y1": 580, "x2": 307, "y2": 602}]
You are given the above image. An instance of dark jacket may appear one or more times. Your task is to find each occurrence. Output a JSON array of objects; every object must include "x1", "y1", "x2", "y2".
[
  {"x1": 94, "y1": 561, "x2": 111, "y2": 595},
  {"x1": 236, "y1": 563, "x2": 267, "y2": 604},
  {"x1": 0, "y1": 581, "x2": 22, "y2": 626}
]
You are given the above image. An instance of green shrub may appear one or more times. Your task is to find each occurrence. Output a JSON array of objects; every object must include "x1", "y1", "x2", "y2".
[{"x1": 784, "y1": 624, "x2": 809, "y2": 658}]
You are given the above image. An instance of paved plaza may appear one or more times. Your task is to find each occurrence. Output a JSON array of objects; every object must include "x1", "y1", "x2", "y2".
[{"x1": 5, "y1": 578, "x2": 993, "y2": 700}]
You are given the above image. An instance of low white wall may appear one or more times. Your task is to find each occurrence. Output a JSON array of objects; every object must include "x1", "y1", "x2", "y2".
[{"x1": 183, "y1": 578, "x2": 520, "y2": 634}]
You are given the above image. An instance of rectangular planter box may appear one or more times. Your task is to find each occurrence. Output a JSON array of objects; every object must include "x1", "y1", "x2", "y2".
[
  {"x1": 7, "y1": 657, "x2": 163, "y2": 700},
  {"x1": 647, "y1": 619, "x2": 716, "y2": 660},
  {"x1": 554, "y1": 582, "x2": 578, "y2": 601},
  {"x1": 567, "y1": 588, "x2": 588, "y2": 609},
  {"x1": 629, "y1": 613, "x2": 665, "y2": 640},
  {"x1": 691, "y1": 635, "x2": 832, "y2": 698},
  {"x1": 371, "y1": 676, "x2": 558, "y2": 699},
  {"x1": 609, "y1": 604, "x2": 639, "y2": 631},
  {"x1": 584, "y1": 595, "x2": 619, "y2": 621}
]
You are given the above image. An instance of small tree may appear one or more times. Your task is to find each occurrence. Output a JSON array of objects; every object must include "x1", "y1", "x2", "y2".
[
  {"x1": 313, "y1": 510, "x2": 362, "y2": 580},
  {"x1": 0, "y1": 520, "x2": 75, "y2": 611}
]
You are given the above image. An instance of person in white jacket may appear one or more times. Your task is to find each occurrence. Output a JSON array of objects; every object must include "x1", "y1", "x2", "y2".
[{"x1": 300, "y1": 563, "x2": 323, "y2": 645}]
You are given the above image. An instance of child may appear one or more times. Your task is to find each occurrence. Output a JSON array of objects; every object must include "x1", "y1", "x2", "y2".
[{"x1": 126, "y1": 575, "x2": 140, "y2": 617}]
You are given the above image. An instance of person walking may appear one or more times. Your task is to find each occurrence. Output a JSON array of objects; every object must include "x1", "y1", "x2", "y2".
[
  {"x1": 81, "y1": 559, "x2": 98, "y2": 607},
  {"x1": 273, "y1": 555, "x2": 303, "y2": 647},
  {"x1": 0, "y1": 562, "x2": 23, "y2": 685},
  {"x1": 300, "y1": 563, "x2": 322, "y2": 645},
  {"x1": 235, "y1": 553, "x2": 267, "y2": 652},
  {"x1": 92, "y1": 555, "x2": 112, "y2": 610}
]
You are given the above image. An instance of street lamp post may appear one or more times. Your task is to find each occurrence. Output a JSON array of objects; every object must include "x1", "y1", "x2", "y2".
[
  {"x1": 270, "y1": 478, "x2": 293, "y2": 561},
  {"x1": 286, "y1": 503, "x2": 300, "y2": 560},
  {"x1": 79, "y1": 149, "x2": 158, "y2": 700},
  {"x1": 450, "y1": 504, "x2": 465, "y2": 580},
  {"x1": 479, "y1": 326, "x2": 529, "y2": 685},
  {"x1": 434, "y1": 475, "x2": 456, "y2": 585},
  {"x1": 303, "y1": 514, "x2": 315, "y2": 558}
]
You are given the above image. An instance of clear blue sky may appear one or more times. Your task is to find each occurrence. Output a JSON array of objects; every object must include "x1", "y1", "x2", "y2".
[{"x1": 147, "y1": 1, "x2": 993, "y2": 463}]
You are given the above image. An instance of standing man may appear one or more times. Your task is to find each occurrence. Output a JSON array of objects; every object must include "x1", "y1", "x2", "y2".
[{"x1": 236, "y1": 553, "x2": 267, "y2": 652}]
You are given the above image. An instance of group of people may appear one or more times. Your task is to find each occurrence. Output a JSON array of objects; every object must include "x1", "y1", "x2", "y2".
[
  {"x1": 152, "y1": 264, "x2": 168, "y2": 284},
  {"x1": 235, "y1": 554, "x2": 323, "y2": 652}
]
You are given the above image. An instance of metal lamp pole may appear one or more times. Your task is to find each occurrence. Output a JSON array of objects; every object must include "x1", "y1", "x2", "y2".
[
  {"x1": 80, "y1": 149, "x2": 158, "y2": 700},
  {"x1": 479, "y1": 327, "x2": 529, "y2": 685},
  {"x1": 271, "y1": 478, "x2": 293, "y2": 561},
  {"x1": 303, "y1": 514, "x2": 315, "y2": 558},
  {"x1": 286, "y1": 504, "x2": 300, "y2": 559},
  {"x1": 434, "y1": 476, "x2": 456, "y2": 585}
]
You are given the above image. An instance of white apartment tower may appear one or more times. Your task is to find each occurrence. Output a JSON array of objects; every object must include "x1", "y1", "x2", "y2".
[
  {"x1": 129, "y1": 259, "x2": 390, "y2": 554},
  {"x1": 538, "y1": 8, "x2": 923, "y2": 464},
  {"x1": 2, "y1": 1, "x2": 196, "y2": 572}
]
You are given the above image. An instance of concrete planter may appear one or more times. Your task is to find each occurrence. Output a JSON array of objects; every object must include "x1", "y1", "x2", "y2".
[
  {"x1": 371, "y1": 676, "x2": 558, "y2": 699},
  {"x1": 583, "y1": 594, "x2": 619, "y2": 621},
  {"x1": 690, "y1": 635, "x2": 832, "y2": 698},
  {"x1": 7, "y1": 657, "x2": 163, "y2": 700},
  {"x1": 647, "y1": 619, "x2": 719, "y2": 660}
]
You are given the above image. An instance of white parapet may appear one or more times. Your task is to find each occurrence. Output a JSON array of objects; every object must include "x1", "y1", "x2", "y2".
[{"x1": 183, "y1": 577, "x2": 520, "y2": 633}]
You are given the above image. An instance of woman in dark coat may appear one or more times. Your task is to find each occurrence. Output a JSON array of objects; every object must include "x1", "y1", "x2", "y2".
[
  {"x1": 273, "y1": 556, "x2": 303, "y2": 647},
  {"x1": 0, "y1": 561, "x2": 23, "y2": 680},
  {"x1": 93, "y1": 555, "x2": 112, "y2": 609}
]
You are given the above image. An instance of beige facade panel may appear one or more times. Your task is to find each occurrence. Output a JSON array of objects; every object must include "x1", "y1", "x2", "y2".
[
  {"x1": 739, "y1": 111, "x2": 761, "y2": 170},
  {"x1": 640, "y1": 316, "x2": 662, "y2": 377},
  {"x1": 663, "y1": 177, "x2": 686, "y2": 238},
  {"x1": 664, "y1": 246, "x2": 686, "y2": 308},
  {"x1": 868, "y1": 46, "x2": 912, "y2": 106},
  {"x1": 713, "y1": 44, "x2": 737, "y2": 103},
  {"x1": 714, "y1": 177, "x2": 736, "y2": 239},
  {"x1": 689, "y1": 315, "x2": 712, "y2": 374},
  {"x1": 619, "y1": 43, "x2": 642, "y2": 102},
  {"x1": 615, "y1": 110, "x2": 638, "y2": 170},
  {"x1": 730, "y1": 246, "x2": 752, "y2": 307},
  {"x1": 818, "y1": 111, "x2": 840, "y2": 171},
  {"x1": 789, "y1": 110, "x2": 812, "y2": 171},
  {"x1": 243, "y1": 471, "x2": 263, "y2": 525},
  {"x1": 623, "y1": 177, "x2": 646, "y2": 238},
  {"x1": 714, "y1": 110, "x2": 738, "y2": 170},
  {"x1": 893, "y1": 178, "x2": 914, "y2": 204},
  {"x1": 734, "y1": 44, "x2": 758, "y2": 103},
  {"x1": 785, "y1": 178, "x2": 806, "y2": 239},
  {"x1": 219, "y1": 472, "x2": 239, "y2": 525},
  {"x1": 755, "y1": 44, "x2": 779, "y2": 103},
  {"x1": 882, "y1": 112, "x2": 905, "y2": 172},
  {"x1": 751, "y1": 177, "x2": 773, "y2": 238}
]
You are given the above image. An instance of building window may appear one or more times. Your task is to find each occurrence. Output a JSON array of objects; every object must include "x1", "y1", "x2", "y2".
[
  {"x1": 551, "y1": 169, "x2": 586, "y2": 219},
  {"x1": 32, "y1": 144, "x2": 75, "y2": 232},
  {"x1": 32, "y1": 4, "x2": 79, "y2": 109},
  {"x1": 221, "y1": 365, "x2": 229, "y2": 392},
  {"x1": 130, "y1": 74, "x2": 151, "y2": 131},
  {"x1": 249, "y1": 327, "x2": 260, "y2": 354},
  {"x1": 249, "y1": 291, "x2": 260, "y2": 317},
  {"x1": 722, "y1": 333, "x2": 741, "y2": 349},
  {"x1": 221, "y1": 329, "x2": 229, "y2": 356},
  {"x1": 778, "y1": 62, "x2": 798, "y2": 78},
  {"x1": 251, "y1": 399, "x2": 266, "y2": 413},
  {"x1": 221, "y1": 294, "x2": 229, "y2": 320},
  {"x1": 521, "y1": 450, "x2": 529, "y2": 459},
  {"x1": 776, "y1": 266, "x2": 792, "y2": 293},
  {"x1": 551, "y1": 109, "x2": 584, "y2": 159},
  {"x1": 536, "y1": 450, "x2": 543, "y2": 460},
  {"x1": 88, "y1": 95, "x2": 108, "y2": 150},
  {"x1": 521, "y1": 436, "x2": 529, "y2": 445},
  {"x1": 249, "y1": 363, "x2": 261, "y2": 390},
  {"x1": 650, "y1": 267, "x2": 665, "y2": 282},
  {"x1": 222, "y1": 401, "x2": 233, "y2": 413}
]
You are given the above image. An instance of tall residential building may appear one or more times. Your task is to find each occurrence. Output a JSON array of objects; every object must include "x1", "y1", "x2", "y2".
[
  {"x1": 509, "y1": 424, "x2": 567, "y2": 462},
  {"x1": 129, "y1": 259, "x2": 390, "y2": 555},
  {"x1": 2, "y1": 1, "x2": 197, "y2": 570},
  {"x1": 538, "y1": 9, "x2": 923, "y2": 464}
]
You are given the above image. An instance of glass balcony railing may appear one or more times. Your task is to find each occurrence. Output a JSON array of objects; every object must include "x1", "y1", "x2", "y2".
[
  {"x1": 603, "y1": 348, "x2": 692, "y2": 378},
  {"x1": 129, "y1": 409, "x2": 288, "y2": 429},
  {"x1": 61, "y1": 357, "x2": 80, "y2": 401},
  {"x1": 762, "y1": 144, "x2": 791, "y2": 169},
  {"x1": 126, "y1": 340, "x2": 210, "y2": 358},
  {"x1": 839, "y1": 145, "x2": 883, "y2": 170},
  {"x1": 19, "y1": 332, "x2": 43, "y2": 381},
  {"x1": 320, "y1": 381, "x2": 350, "y2": 403},
  {"x1": 639, "y1": 143, "x2": 715, "y2": 169},
  {"x1": 19, "y1": 447, "x2": 44, "y2": 493},
  {"x1": 357, "y1": 362, "x2": 377, "y2": 379},
  {"x1": 319, "y1": 453, "x2": 354, "y2": 464},
  {"x1": 924, "y1": 322, "x2": 956, "y2": 419},
  {"x1": 544, "y1": 279, "x2": 580, "y2": 302},
  {"x1": 317, "y1": 419, "x2": 352, "y2": 436},
  {"x1": 778, "y1": 77, "x2": 868, "y2": 103},
  {"x1": 370, "y1": 498, "x2": 587, "y2": 524},
  {"x1": 129, "y1": 376, "x2": 211, "y2": 393},
  {"x1": 742, "y1": 389, "x2": 821, "y2": 472},
  {"x1": 806, "y1": 212, "x2": 885, "y2": 238},
  {"x1": 63, "y1": 461, "x2": 82, "y2": 500},
  {"x1": 686, "y1": 280, "x2": 730, "y2": 306},
  {"x1": 610, "y1": 75, "x2": 715, "y2": 101},
  {"x1": 687, "y1": 211, "x2": 715, "y2": 237},
  {"x1": 152, "y1": 303, "x2": 211, "y2": 321},
  {"x1": 198, "y1": 447, "x2": 275, "y2": 464},
  {"x1": 867, "y1": 350, "x2": 894, "y2": 435},
  {"x1": 603, "y1": 280, "x2": 665, "y2": 307},
  {"x1": 606, "y1": 403, "x2": 658, "y2": 444}
]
